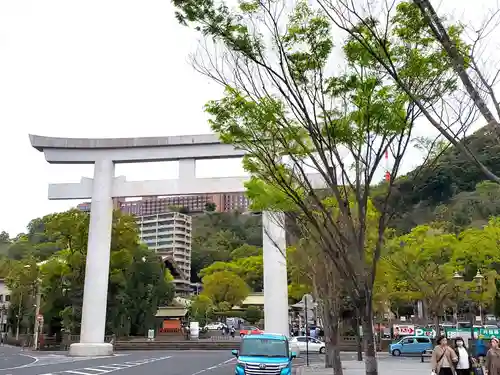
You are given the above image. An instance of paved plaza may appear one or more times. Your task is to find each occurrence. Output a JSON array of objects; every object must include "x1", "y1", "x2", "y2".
[{"x1": 297, "y1": 359, "x2": 429, "y2": 374}]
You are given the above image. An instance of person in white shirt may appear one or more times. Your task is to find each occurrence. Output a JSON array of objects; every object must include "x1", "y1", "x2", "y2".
[{"x1": 453, "y1": 337, "x2": 473, "y2": 375}]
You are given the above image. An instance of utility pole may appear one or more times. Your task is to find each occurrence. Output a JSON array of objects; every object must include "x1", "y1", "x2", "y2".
[
  {"x1": 15, "y1": 290, "x2": 22, "y2": 341},
  {"x1": 33, "y1": 280, "x2": 41, "y2": 350}
]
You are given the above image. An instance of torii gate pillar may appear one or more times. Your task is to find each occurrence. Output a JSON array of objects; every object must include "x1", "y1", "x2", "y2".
[
  {"x1": 29, "y1": 134, "x2": 296, "y2": 356},
  {"x1": 70, "y1": 159, "x2": 115, "y2": 356}
]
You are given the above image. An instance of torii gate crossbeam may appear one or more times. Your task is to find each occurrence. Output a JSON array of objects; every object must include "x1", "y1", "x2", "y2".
[{"x1": 30, "y1": 134, "x2": 325, "y2": 357}]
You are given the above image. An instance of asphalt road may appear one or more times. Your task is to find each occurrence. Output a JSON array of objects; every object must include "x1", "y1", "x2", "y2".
[
  {"x1": 0, "y1": 347, "x2": 236, "y2": 375},
  {"x1": 0, "y1": 346, "x2": 426, "y2": 375}
]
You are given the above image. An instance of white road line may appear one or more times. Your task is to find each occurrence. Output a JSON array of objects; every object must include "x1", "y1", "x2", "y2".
[
  {"x1": 0, "y1": 353, "x2": 38, "y2": 370},
  {"x1": 190, "y1": 358, "x2": 236, "y2": 375},
  {"x1": 87, "y1": 365, "x2": 123, "y2": 370},
  {"x1": 81, "y1": 369, "x2": 109, "y2": 373},
  {"x1": 42, "y1": 356, "x2": 173, "y2": 375}
]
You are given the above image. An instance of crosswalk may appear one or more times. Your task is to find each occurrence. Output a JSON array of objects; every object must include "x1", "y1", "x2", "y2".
[
  {"x1": 38, "y1": 356, "x2": 171, "y2": 375},
  {"x1": 21, "y1": 353, "x2": 128, "y2": 368}
]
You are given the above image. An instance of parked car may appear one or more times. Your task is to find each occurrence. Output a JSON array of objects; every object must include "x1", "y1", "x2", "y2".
[
  {"x1": 389, "y1": 336, "x2": 433, "y2": 356},
  {"x1": 289, "y1": 336, "x2": 326, "y2": 354},
  {"x1": 204, "y1": 322, "x2": 226, "y2": 330},
  {"x1": 239, "y1": 326, "x2": 264, "y2": 337}
]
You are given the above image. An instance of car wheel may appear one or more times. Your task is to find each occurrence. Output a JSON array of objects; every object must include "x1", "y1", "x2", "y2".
[
  {"x1": 392, "y1": 349, "x2": 401, "y2": 356},
  {"x1": 240, "y1": 333, "x2": 244, "y2": 337},
  {"x1": 319, "y1": 347, "x2": 326, "y2": 354}
]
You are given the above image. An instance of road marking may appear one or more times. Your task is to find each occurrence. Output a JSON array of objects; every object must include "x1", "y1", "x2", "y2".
[
  {"x1": 190, "y1": 358, "x2": 235, "y2": 375},
  {"x1": 5, "y1": 353, "x2": 130, "y2": 371},
  {"x1": 0, "y1": 353, "x2": 39, "y2": 370},
  {"x1": 38, "y1": 356, "x2": 171, "y2": 375}
]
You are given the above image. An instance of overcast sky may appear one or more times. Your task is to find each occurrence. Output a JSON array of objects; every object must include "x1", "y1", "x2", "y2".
[{"x1": 0, "y1": 0, "x2": 496, "y2": 237}]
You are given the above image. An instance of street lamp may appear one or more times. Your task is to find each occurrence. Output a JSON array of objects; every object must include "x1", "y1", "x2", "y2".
[{"x1": 453, "y1": 270, "x2": 484, "y2": 341}]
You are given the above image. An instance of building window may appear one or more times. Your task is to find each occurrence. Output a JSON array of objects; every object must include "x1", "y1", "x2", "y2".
[{"x1": 5, "y1": 295, "x2": 10, "y2": 302}]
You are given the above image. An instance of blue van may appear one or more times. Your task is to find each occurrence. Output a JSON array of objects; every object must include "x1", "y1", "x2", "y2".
[
  {"x1": 232, "y1": 333, "x2": 297, "y2": 375},
  {"x1": 389, "y1": 336, "x2": 433, "y2": 356}
]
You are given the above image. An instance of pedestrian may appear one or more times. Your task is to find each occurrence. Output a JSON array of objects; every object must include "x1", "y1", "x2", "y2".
[
  {"x1": 431, "y1": 335, "x2": 458, "y2": 375},
  {"x1": 477, "y1": 335, "x2": 488, "y2": 360},
  {"x1": 485, "y1": 337, "x2": 500, "y2": 375},
  {"x1": 0, "y1": 332, "x2": 4, "y2": 346},
  {"x1": 230, "y1": 327, "x2": 235, "y2": 338},
  {"x1": 310, "y1": 327, "x2": 316, "y2": 339},
  {"x1": 453, "y1": 337, "x2": 474, "y2": 375}
]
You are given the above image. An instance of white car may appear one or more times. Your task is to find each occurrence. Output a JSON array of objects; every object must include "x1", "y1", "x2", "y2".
[
  {"x1": 204, "y1": 322, "x2": 226, "y2": 330},
  {"x1": 289, "y1": 336, "x2": 326, "y2": 354}
]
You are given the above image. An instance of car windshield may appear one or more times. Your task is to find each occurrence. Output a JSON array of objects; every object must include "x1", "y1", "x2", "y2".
[{"x1": 240, "y1": 338, "x2": 288, "y2": 357}]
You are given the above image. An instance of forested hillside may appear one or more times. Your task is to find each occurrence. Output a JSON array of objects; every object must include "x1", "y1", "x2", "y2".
[
  {"x1": 378, "y1": 125, "x2": 500, "y2": 233},
  {"x1": 190, "y1": 212, "x2": 262, "y2": 282}
]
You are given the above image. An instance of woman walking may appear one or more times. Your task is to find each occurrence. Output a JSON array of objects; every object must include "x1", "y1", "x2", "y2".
[
  {"x1": 431, "y1": 335, "x2": 458, "y2": 375},
  {"x1": 453, "y1": 337, "x2": 474, "y2": 375},
  {"x1": 486, "y1": 337, "x2": 500, "y2": 375}
]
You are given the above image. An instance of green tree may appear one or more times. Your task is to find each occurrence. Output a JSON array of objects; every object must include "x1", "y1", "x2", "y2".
[
  {"x1": 199, "y1": 255, "x2": 263, "y2": 292},
  {"x1": 199, "y1": 261, "x2": 243, "y2": 279},
  {"x1": 5, "y1": 256, "x2": 41, "y2": 336},
  {"x1": 381, "y1": 225, "x2": 461, "y2": 331},
  {"x1": 191, "y1": 212, "x2": 262, "y2": 282},
  {"x1": 409, "y1": 1, "x2": 500, "y2": 155},
  {"x1": 25, "y1": 209, "x2": 175, "y2": 336},
  {"x1": 7, "y1": 239, "x2": 35, "y2": 260},
  {"x1": 171, "y1": 1, "x2": 460, "y2": 373},
  {"x1": 235, "y1": 256, "x2": 263, "y2": 292},
  {"x1": 201, "y1": 270, "x2": 250, "y2": 309},
  {"x1": 243, "y1": 306, "x2": 263, "y2": 325},
  {"x1": 190, "y1": 294, "x2": 215, "y2": 327},
  {"x1": 0, "y1": 231, "x2": 9, "y2": 242},
  {"x1": 107, "y1": 245, "x2": 175, "y2": 336},
  {"x1": 319, "y1": 0, "x2": 500, "y2": 184},
  {"x1": 204, "y1": 202, "x2": 217, "y2": 212},
  {"x1": 230, "y1": 244, "x2": 261, "y2": 259}
]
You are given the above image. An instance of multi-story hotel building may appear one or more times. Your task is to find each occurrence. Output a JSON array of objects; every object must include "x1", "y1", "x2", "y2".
[
  {"x1": 77, "y1": 193, "x2": 250, "y2": 215},
  {"x1": 136, "y1": 212, "x2": 192, "y2": 295}
]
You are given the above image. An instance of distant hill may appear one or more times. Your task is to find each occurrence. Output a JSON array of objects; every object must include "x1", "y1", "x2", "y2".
[{"x1": 379, "y1": 125, "x2": 500, "y2": 232}]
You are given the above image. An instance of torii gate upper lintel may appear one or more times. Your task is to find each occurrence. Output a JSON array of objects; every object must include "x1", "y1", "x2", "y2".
[{"x1": 29, "y1": 133, "x2": 290, "y2": 357}]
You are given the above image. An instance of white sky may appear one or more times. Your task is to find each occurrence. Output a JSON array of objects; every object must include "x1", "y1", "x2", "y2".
[{"x1": 0, "y1": 0, "x2": 496, "y2": 236}]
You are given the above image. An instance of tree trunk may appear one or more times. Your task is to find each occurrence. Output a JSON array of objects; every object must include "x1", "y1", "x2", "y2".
[
  {"x1": 434, "y1": 314, "x2": 440, "y2": 340},
  {"x1": 320, "y1": 299, "x2": 343, "y2": 375},
  {"x1": 354, "y1": 314, "x2": 363, "y2": 361},
  {"x1": 362, "y1": 295, "x2": 378, "y2": 375},
  {"x1": 324, "y1": 322, "x2": 343, "y2": 375}
]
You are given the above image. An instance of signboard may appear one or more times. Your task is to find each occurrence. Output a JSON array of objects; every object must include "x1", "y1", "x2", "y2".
[
  {"x1": 147, "y1": 329, "x2": 155, "y2": 341},
  {"x1": 393, "y1": 324, "x2": 415, "y2": 336},
  {"x1": 478, "y1": 328, "x2": 500, "y2": 339},
  {"x1": 190, "y1": 322, "x2": 200, "y2": 339},
  {"x1": 444, "y1": 328, "x2": 498, "y2": 339},
  {"x1": 415, "y1": 328, "x2": 436, "y2": 338}
]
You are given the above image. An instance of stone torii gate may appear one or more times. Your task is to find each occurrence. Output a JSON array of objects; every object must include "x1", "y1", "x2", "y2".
[{"x1": 30, "y1": 133, "x2": 324, "y2": 357}]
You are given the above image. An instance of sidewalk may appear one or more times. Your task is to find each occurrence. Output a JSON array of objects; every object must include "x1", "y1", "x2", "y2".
[{"x1": 296, "y1": 360, "x2": 426, "y2": 374}]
